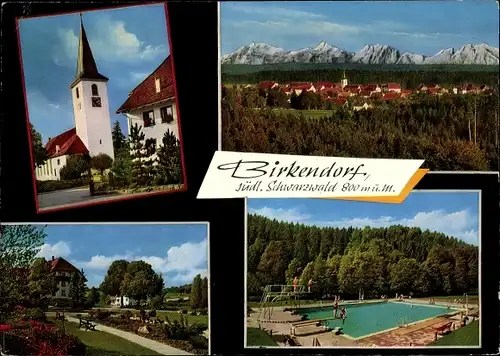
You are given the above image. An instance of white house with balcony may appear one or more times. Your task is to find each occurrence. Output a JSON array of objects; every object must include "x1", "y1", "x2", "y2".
[{"x1": 116, "y1": 56, "x2": 180, "y2": 158}]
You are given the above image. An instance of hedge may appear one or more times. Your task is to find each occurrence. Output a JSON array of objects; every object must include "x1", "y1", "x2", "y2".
[{"x1": 36, "y1": 178, "x2": 89, "y2": 193}]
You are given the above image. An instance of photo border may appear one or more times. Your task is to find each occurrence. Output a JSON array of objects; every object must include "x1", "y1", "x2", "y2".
[
  {"x1": 15, "y1": 2, "x2": 189, "y2": 214},
  {"x1": 243, "y1": 172, "x2": 499, "y2": 354},
  {"x1": 1, "y1": 221, "x2": 212, "y2": 355}
]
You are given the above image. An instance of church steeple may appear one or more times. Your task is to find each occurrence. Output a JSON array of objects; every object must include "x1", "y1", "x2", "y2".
[
  {"x1": 341, "y1": 69, "x2": 348, "y2": 89},
  {"x1": 69, "y1": 13, "x2": 108, "y2": 88}
]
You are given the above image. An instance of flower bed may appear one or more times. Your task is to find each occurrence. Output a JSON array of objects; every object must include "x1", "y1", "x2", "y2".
[
  {"x1": 1, "y1": 319, "x2": 85, "y2": 356},
  {"x1": 87, "y1": 310, "x2": 208, "y2": 354}
]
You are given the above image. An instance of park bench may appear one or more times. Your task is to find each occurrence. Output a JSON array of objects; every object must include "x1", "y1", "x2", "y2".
[
  {"x1": 433, "y1": 321, "x2": 453, "y2": 335},
  {"x1": 78, "y1": 318, "x2": 97, "y2": 331}
]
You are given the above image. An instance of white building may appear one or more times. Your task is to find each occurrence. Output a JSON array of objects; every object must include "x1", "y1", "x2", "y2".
[
  {"x1": 116, "y1": 56, "x2": 180, "y2": 157},
  {"x1": 110, "y1": 296, "x2": 138, "y2": 307},
  {"x1": 35, "y1": 16, "x2": 114, "y2": 181},
  {"x1": 48, "y1": 256, "x2": 86, "y2": 305}
]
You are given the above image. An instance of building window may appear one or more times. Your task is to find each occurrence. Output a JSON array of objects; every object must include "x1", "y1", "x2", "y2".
[
  {"x1": 57, "y1": 159, "x2": 60, "y2": 166},
  {"x1": 100, "y1": 139, "x2": 102, "y2": 144},
  {"x1": 91, "y1": 84, "x2": 99, "y2": 96},
  {"x1": 160, "y1": 106, "x2": 174, "y2": 124},
  {"x1": 61, "y1": 290, "x2": 66, "y2": 297},
  {"x1": 155, "y1": 77, "x2": 161, "y2": 93},
  {"x1": 78, "y1": 103, "x2": 81, "y2": 110},
  {"x1": 54, "y1": 169, "x2": 56, "y2": 176},
  {"x1": 76, "y1": 87, "x2": 80, "y2": 98},
  {"x1": 143, "y1": 110, "x2": 155, "y2": 127},
  {"x1": 61, "y1": 281, "x2": 66, "y2": 287}
]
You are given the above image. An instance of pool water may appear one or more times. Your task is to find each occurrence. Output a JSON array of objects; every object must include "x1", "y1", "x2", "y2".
[{"x1": 298, "y1": 302, "x2": 455, "y2": 338}]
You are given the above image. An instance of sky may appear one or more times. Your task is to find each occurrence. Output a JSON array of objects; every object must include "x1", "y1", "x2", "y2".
[
  {"x1": 32, "y1": 223, "x2": 208, "y2": 288},
  {"x1": 220, "y1": 1, "x2": 499, "y2": 56},
  {"x1": 248, "y1": 191, "x2": 480, "y2": 246},
  {"x1": 18, "y1": 3, "x2": 170, "y2": 143}
]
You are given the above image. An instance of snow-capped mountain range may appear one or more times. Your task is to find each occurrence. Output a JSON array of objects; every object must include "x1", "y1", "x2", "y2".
[{"x1": 221, "y1": 41, "x2": 499, "y2": 65}]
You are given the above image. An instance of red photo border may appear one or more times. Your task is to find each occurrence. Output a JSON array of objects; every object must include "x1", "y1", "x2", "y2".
[{"x1": 16, "y1": 1, "x2": 189, "y2": 214}]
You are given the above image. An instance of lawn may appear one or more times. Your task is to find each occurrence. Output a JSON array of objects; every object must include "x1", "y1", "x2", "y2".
[
  {"x1": 247, "y1": 327, "x2": 278, "y2": 347},
  {"x1": 430, "y1": 295, "x2": 479, "y2": 304},
  {"x1": 273, "y1": 108, "x2": 334, "y2": 119},
  {"x1": 156, "y1": 311, "x2": 208, "y2": 326},
  {"x1": 49, "y1": 318, "x2": 160, "y2": 355},
  {"x1": 430, "y1": 320, "x2": 480, "y2": 346}
]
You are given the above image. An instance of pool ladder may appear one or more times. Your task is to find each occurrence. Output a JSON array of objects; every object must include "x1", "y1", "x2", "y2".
[{"x1": 398, "y1": 316, "x2": 409, "y2": 328}]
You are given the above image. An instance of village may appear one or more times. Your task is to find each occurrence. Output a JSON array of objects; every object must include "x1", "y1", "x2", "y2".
[{"x1": 227, "y1": 71, "x2": 494, "y2": 111}]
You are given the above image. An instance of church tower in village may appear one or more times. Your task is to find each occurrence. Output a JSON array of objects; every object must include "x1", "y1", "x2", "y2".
[
  {"x1": 341, "y1": 69, "x2": 348, "y2": 89},
  {"x1": 69, "y1": 14, "x2": 115, "y2": 161}
]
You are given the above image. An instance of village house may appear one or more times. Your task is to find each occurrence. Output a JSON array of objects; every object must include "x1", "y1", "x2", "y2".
[
  {"x1": 287, "y1": 83, "x2": 316, "y2": 95},
  {"x1": 353, "y1": 102, "x2": 373, "y2": 111},
  {"x1": 258, "y1": 81, "x2": 279, "y2": 90},
  {"x1": 35, "y1": 16, "x2": 115, "y2": 181},
  {"x1": 314, "y1": 81, "x2": 335, "y2": 91},
  {"x1": 387, "y1": 83, "x2": 402, "y2": 93},
  {"x1": 116, "y1": 56, "x2": 180, "y2": 158},
  {"x1": 48, "y1": 256, "x2": 86, "y2": 306},
  {"x1": 110, "y1": 296, "x2": 138, "y2": 307}
]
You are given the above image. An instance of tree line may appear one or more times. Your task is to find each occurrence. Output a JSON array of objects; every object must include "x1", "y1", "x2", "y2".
[
  {"x1": 247, "y1": 214, "x2": 479, "y2": 300},
  {"x1": 222, "y1": 88, "x2": 500, "y2": 171},
  {"x1": 222, "y1": 67, "x2": 499, "y2": 88}
]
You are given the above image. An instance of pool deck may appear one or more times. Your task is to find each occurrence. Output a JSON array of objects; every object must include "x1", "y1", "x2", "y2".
[{"x1": 247, "y1": 298, "x2": 479, "y2": 348}]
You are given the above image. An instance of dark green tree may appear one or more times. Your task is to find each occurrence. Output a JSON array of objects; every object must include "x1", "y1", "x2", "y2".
[
  {"x1": 30, "y1": 123, "x2": 48, "y2": 168},
  {"x1": 155, "y1": 129, "x2": 183, "y2": 185},
  {"x1": 112, "y1": 120, "x2": 127, "y2": 153},
  {"x1": 69, "y1": 269, "x2": 87, "y2": 308},
  {"x1": 190, "y1": 274, "x2": 203, "y2": 310},
  {"x1": 60, "y1": 155, "x2": 89, "y2": 180}
]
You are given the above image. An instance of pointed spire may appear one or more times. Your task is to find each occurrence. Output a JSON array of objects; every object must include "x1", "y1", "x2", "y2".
[
  {"x1": 342, "y1": 69, "x2": 346, "y2": 79},
  {"x1": 70, "y1": 13, "x2": 108, "y2": 88}
]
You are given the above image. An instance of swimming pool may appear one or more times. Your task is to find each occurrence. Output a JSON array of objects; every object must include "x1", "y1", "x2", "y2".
[{"x1": 298, "y1": 302, "x2": 457, "y2": 338}]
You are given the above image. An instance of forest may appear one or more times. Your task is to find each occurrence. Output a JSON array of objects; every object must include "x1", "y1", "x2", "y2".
[
  {"x1": 247, "y1": 214, "x2": 479, "y2": 301},
  {"x1": 222, "y1": 67, "x2": 499, "y2": 87},
  {"x1": 222, "y1": 87, "x2": 499, "y2": 171}
]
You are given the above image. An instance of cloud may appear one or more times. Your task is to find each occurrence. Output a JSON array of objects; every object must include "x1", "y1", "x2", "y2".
[
  {"x1": 36, "y1": 241, "x2": 71, "y2": 259},
  {"x1": 26, "y1": 90, "x2": 74, "y2": 142},
  {"x1": 249, "y1": 206, "x2": 311, "y2": 223},
  {"x1": 77, "y1": 239, "x2": 208, "y2": 285},
  {"x1": 54, "y1": 16, "x2": 166, "y2": 66},
  {"x1": 222, "y1": 4, "x2": 466, "y2": 53},
  {"x1": 252, "y1": 207, "x2": 478, "y2": 245}
]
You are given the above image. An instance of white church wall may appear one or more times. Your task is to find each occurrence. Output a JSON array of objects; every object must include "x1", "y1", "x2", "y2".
[{"x1": 35, "y1": 155, "x2": 68, "y2": 181}]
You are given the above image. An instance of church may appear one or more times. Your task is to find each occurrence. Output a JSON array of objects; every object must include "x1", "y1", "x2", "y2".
[{"x1": 35, "y1": 16, "x2": 115, "y2": 181}]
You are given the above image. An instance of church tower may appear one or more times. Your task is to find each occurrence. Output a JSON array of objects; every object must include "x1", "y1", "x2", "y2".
[
  {"x1": 341, "y1": 69, "x2": 348, "y2": 89},
  {"x1": 69, "y1": 14, "x2": 115, "y2": 161}
]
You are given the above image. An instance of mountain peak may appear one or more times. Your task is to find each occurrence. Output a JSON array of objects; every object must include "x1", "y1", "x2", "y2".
[{"x1": 221, "y1": 42, "x2": 499, "y2": 65}]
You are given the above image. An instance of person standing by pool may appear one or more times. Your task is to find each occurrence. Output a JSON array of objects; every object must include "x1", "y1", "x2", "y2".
[
  {"x1": 308, "y1": 279, "x2": 313, "y2": 292},
  {"x1": 333, "y1": 295, "x2": 340, "y2": 318},
  {"x1": 293, "y1": 276, "x2": 298, "y2": 292},
  {"x1": 340, "y1": 307, "x2": 347, "y2": 324}
]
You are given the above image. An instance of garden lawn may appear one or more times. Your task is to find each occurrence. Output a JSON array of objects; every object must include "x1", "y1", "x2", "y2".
[
  {"x1": 49, "y1": 318, "x2": 160, "y2": 355},
  {"x1": 431, "y1": 295, "x2": 479, "y2": 304},
  {"x1": 247, "y1": 327, "x2": 278, "y2": 347},
  {"x1": 156, "y1": 311, "x2": 208, "y2": 326},
  {"x1": 430, "y1": 321, "x2": 480, "y2": 346}
]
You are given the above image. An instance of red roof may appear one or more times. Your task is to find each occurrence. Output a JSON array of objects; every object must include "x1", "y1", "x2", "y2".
[
  {"x1": 314, "y1": 81, "x2": 334, "y2": 89},
  {"x1": 401, "y1": 89, "x2": 413, "y2": 94},
  {"x1": 382, "y1": 92, "x2": 400, "y2": 100},
  {"x1": 290, "y1": 83, "x2": 314, "y2": 90},
  {"x1": 258, "y1": 81, "x2": 278, "y2": 89},
  {"x1": 117, "y1": 56, "x2": 175, "y2": 113},
  {"x1": 326, "y1": 98, "x2": 347, "y2": 105},
  {"x1": 360, "y1": 90, "x2": 371, "y2": 97},
  {"x1": 387, "y1": 83, "x2": 401, "y2": 90},
  {"x1": 428, "y1": 87, "x2": 440, "y2": 94},
  {"x1": 45, "y1": 128, "x2": 88, "y2": 158}
]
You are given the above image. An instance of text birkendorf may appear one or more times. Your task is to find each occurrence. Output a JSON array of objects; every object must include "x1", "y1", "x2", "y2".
[{"x1": 217, "y1": 160, "x2": 368, "y2": 181}]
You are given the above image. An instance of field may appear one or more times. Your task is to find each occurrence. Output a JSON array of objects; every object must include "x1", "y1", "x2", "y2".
[
  {"x1": 246, "y1": 327, "x2": 278, "y2": 347},
  {"x1": 271, "y1": 108, "x2": 334, "y2": 119},
  {"x1": 222, "y1": 63, "x2": 499, "y2": 76}
]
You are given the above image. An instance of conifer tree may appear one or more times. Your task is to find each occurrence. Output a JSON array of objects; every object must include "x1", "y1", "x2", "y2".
[
  {"x1": 128, "y1": 124, "x2": 148, "y2": 186},
  {"x1": 156, "y1": 129, "x2": 183, "y2": 185}
]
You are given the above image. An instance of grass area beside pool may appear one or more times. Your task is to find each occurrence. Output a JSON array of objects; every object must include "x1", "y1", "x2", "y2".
[
  {"x1": 430, "y1": 295, "x2": 479, "y2": 304},
  {"x1": 247, "y1": 327, "x2": 278, "y2": 347},
  {"x1": 49, "y1": 317, "x2": 160, "y2": 355},
  {"x1": 430, "y1": 320, "x2": 480, "y2": 346}
]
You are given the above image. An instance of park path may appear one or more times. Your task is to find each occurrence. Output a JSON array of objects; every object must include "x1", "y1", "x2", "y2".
[{"x1": 66, "y1": 316, "x2": 192, "y2": 355}]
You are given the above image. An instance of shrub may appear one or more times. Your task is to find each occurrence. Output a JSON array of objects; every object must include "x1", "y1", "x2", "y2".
[
  {"x1": 161, "y1": 314, "x2": 207, "y2": 341},
  {"x1": 88, "y1": 309, "x2": 111, "y2": 321},
  {"x1": 189, "y1": 335, "x2": 209, "y2": 351},
  {"x1": 121, "y1": 310, "x2": 133, "y2": 320},
  {"x1": 13, "y1": 308, "x2": 46, "y2": 322},
  {"x1": 139, "y1": 309, "x2": 147, "y2": 321},
  {"x1": 148, "y1": 309, "x2": 157, "y2": 318},
  {"x1": 36, "y1": 178, "x2": 89, "y2": 193}
]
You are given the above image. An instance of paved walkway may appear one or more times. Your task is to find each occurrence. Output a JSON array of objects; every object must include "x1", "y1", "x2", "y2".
[{"x1": 66, "y1": 316, "x2": 192, "y2": 355}]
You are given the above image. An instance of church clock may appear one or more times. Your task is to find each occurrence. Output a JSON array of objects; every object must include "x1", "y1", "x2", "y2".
[{"x1": 91, "y1": 97, "x2": 102, "y2": 107}]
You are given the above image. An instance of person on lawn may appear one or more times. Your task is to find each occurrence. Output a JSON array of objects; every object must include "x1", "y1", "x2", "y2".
[
  {"x1": 293, "y1": 277, "x2": 298, "y2": 292},
  {"x1": 308, "y1": 279, "x2": 313, "y2": 292}
]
